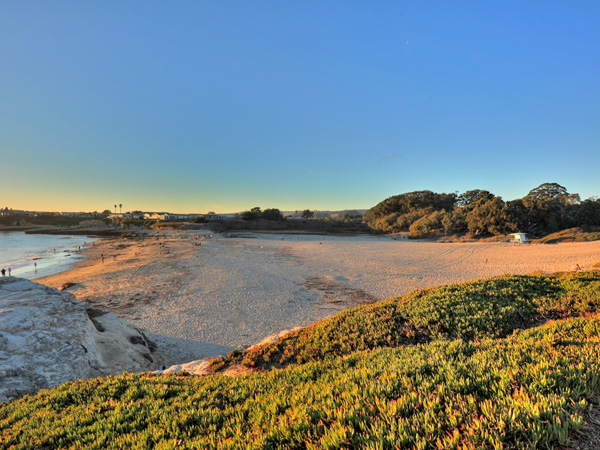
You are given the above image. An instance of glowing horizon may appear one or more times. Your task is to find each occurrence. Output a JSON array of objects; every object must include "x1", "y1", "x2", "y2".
[{"x1": 1, "y1": 2, "x2": 599, "y2": 214}]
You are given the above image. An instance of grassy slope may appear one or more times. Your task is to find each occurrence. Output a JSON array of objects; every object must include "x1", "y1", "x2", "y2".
[
  {"x1": 534, "y1": 227, "x2": 600, "y2": 244},
  {"x1": 212, "y1": 273, "x2": 598, "y2": 371},
  {"x1": 1, "y1": 273, "x2": 600, "y2": 449}
]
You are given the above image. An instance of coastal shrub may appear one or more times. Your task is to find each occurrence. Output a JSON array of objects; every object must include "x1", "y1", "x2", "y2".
[
  {"x1": 535, "y1": 227, "x2": 600, "y2": 244},
  {"x1": 398, "y1": 274, "x2": 567, "y2": 340},
  {"x1": 407, "y1": 218, "x2": 429, "y2": 239},
  {"x1": 365, "y1": 190, "x2": 456, "y2": 232},
  {"x1": 395, "y1": 207, "x2": 434, "y2": 230},
  {"x1": 407, "y1": 210, "x2": 444, "y2": 238},
  {"x1": 2, "y1": 314, "x2": 600, "y2": 449}
]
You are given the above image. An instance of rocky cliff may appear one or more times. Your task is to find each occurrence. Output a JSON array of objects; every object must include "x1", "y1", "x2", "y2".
[{"x1": 0, "y1": 277, "x2": 163, "y2": 402}]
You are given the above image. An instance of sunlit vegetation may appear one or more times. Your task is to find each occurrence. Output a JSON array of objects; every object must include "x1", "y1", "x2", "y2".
[
  {"x1": 365, "y1": 182, "x2": 600, "y2": 239},
  {"x1": 535, "y1": 227, "x2": 600, "y2": 244},
  {"x1": 1, "y1": 272, "x2": 599, "y2": 449}
]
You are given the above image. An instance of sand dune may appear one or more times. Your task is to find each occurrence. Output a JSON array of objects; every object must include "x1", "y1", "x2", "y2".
[{"x1": 37, "y1": 231, "x2": 600, "y2": 366}]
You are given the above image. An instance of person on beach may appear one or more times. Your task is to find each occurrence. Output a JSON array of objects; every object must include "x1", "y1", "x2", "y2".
[
  {"x1": 34, "y1": 262, "x2": 37, "y2": 271},
  {"x1": 101, "y1": 254, "x2": 105, "y2": 263},
  {"x1": 1, "y1": 268, "x2": 5, "y2": 276},
  {"x1": 8, "y1": 268, "x2": 11, "y2": 276}
]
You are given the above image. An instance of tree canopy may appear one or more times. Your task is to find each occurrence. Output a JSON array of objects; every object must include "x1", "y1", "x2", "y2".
[
  {"x1": 241, "y1": 207, "x2": 283, "y2": 221},
  {"x1": 365, "y1": 183, "x2": 600, "y2": 238},
  {"x1": 364, "y1": 190, "x2": 457, "y2": 233},
  {"x1": 301, "y1": 209, "x2": 314, "y2": 220}
]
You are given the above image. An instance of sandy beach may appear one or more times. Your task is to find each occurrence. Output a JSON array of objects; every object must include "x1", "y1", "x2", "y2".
[{"x1": 37, "y1": 230, "x2": 600, "y2": 366}]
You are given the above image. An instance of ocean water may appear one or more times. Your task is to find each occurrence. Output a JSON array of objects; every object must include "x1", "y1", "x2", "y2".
[{"x1": 0, "y1": 232, "x2": 98, "y2": 280}]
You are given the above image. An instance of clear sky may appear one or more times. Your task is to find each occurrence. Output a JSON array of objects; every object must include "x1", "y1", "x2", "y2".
[{"x1": 1, "y1": 1, "x2": 599, "y2": 213}]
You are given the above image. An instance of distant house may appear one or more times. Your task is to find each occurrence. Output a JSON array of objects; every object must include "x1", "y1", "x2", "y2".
[
  {"x1": 144, "y1": 213, "x2": 169, "y2": 221},
  {"x1": 61, "y1": 212, "x2": 96, "y2": 218},
  {"x1": 1, "y1": 209, "x2": 33, "y2": 216},
  {"x1": 33, "y1": 211, "x2": 60, "y2": 217},
  {"x1": 107, "y1": 213, "x2": 132, "y2": 220},
  {"x1": 509, "y1": 232, "x2": 529, "y2": 244},
  {"x1": 173, "y1": 214, "x2": 203, "y2": 220},
  {"x1": 203, "y1": 213, "x2": 237, "y2": 220},
  {"x1": 141, "y1": 212, "x2": 234, "y2": 221}
]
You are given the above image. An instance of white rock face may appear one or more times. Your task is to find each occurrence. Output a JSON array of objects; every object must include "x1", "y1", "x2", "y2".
[
  {"x1": 158, "y1": 358, "x2": 211, "y2": 376},
  {"x1": 0, "y1": 278, "x2": 163, "y2": 402}
]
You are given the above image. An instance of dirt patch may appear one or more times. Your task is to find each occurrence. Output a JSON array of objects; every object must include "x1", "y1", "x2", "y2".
[{"x1": 304, "y1": 276, "x2": 378, "y2": 305}]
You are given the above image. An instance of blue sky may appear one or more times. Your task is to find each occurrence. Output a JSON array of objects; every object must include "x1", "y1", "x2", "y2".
[{"x1": 1, "y1": 1, "x2": 598, "y2": 213}]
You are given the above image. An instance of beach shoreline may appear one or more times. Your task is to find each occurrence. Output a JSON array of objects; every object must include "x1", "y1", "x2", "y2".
[{"x1": 35, "y1": 230, "x2": 600, "y2": 366}]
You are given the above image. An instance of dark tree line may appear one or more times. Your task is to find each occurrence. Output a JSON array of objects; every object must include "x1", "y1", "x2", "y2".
[
  {"x1": 364, "y1": 183, "x2": 600, "y2": 238},
  {"x1": 240, "y1": 207, "x2": 284, "y2": 221},
  {"x1": 240, "y1": 207, "x2": 316, "y2": 221}
]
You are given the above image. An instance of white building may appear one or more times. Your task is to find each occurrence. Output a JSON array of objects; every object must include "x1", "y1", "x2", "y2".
[
  {"x1": 107, "y1": 213, "x2": 133, "y2": 220},
  {"x1": 509, "y1": 232, "x2": 529, "y2": 244},
  {"x1": 144, "y1": 213, "x2": 169, "y2": 221}
]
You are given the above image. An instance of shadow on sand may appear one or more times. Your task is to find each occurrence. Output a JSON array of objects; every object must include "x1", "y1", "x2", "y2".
[{"x1": 142, "y1": 332, "x2": 234, "y2": 368}]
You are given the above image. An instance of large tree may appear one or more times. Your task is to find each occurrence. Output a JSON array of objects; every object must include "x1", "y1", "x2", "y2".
[
  {"x1": 466, "y1": 197, "x2": 508, "y2": 235},
  {"x1": 365, "y1": 190, "x2": 457, "y2": 232},
  {"x1": 301, "y1": 209, "x2": 314, "y2": 220},
  {"x1": 571, "y1": 198, "x2": 600, "y2": 228},
  {"x1": 523, "y1": 182, "x2": 568, "y2": 203},
  {"x1": 241, "y1": 207, "x2": 262, "y2": 221},
  {"x1": 262, "y1": 208, "x2": 283, "y2": 221},
  {"x1": 521, "y1": 183, "x2": 579, "y2": 235},
  {"x1": 457, "y1": 190, "x2": 495, "y2": 208}
]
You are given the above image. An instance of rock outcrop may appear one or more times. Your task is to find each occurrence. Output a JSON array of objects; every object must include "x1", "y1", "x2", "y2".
[
  {"x1": 0, "y1": 277, "x2": 163, "y2": 402},
  {"x1": 156, "y1": 328, "x2": 301, "y2": 377}
]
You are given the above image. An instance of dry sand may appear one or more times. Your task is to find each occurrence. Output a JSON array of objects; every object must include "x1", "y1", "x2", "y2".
[{"x1": 37, "y1": 230, "x2": 600, "y2": 366}]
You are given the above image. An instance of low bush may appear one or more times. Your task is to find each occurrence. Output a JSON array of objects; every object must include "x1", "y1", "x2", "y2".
[{"x1": 2, "y1": 314, "x2": 599, "y2": 448}]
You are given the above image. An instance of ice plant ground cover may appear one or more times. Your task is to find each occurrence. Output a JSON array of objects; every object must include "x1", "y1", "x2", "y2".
[{"x1": 1, "y1": 272, "x2": 599, "y2": 449}]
